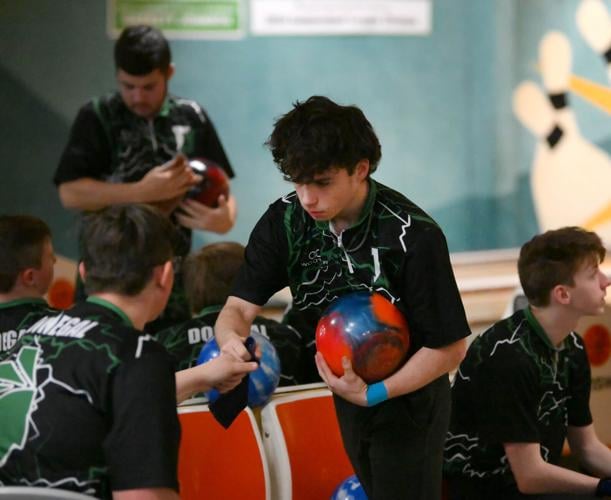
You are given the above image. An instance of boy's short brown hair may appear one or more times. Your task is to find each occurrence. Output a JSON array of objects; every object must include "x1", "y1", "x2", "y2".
[
  {"x1": 0, "y1": 215, "x2": 51, "y2": 293},
  {"x1": 183, "y1": 242, "x2": 245, "y2": 314},
  {"x1": 80, "y1": 204, "x2": 176, "y2": 296},
  {"x1": 518, "y1": 226, "x2": 606, "y2": 307}
]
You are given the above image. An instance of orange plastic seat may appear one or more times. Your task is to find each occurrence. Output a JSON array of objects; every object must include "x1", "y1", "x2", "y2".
[
  {"x1": 261, "y1": 389, "x2": 354, "y2": 499},
  {"x1": 177, "y1": 404, "x2": 270, "y2": 500}
]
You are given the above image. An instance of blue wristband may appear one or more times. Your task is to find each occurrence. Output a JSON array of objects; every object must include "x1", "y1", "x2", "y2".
[{"x1": 366, "y1": 381, "x2": 388, "y2": 407}]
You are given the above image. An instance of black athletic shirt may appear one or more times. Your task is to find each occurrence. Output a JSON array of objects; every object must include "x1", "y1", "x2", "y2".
[
  {"x1": 54, "y1": 92, "x2": 235, "y2": 330},
  {"x1": 0, "y1": 298, "x2": 57, "y2": 354},
  {"x1": 0, "y1": 298, "x2": 180, "y2": 498},
  {"x1": 154, "y1": 304, "x2": 304, "y2": 385},
  {"x1": 54, "y1": 92, "x2": 233, "y2": 186},
  {"x1": 232, "y1": 179, "x2": 470, "y2": 355},
  {"x1": 444, "y1": 308, "x2": 592, "y2": 487}
]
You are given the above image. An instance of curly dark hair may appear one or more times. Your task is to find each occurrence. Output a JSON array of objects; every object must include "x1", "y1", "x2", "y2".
[{"x1": 265, "y1": 96, "x2": 381, "y2": 183}]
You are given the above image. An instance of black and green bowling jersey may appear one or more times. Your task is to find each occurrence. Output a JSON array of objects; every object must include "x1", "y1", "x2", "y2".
[
  {"x1": 233, "y1": 179, "x2": 470, "y2": 355},
  {"x1": 54, "y1": 91, "x2": 234, "y2": 329},
  {"x1": 0, "y1": 298, "x2": 180, "y2": 498},
  {"x1": 0, "y1": 298, "x2": 57, "y2": 354},
  {"x1": 55, "y1": 91, "x2": 234, "y2": 185},
  {"x1": 443, "y1": 308, "x2": 592, "y2": 486},
  {"x1": 154, "y1": 305, "x2": 304, "y2": 385}
]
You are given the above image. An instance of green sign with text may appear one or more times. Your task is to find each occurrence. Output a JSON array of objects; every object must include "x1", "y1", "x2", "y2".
[{"x1": 108, "y1": 0, "x2": 244, "y2": 38}]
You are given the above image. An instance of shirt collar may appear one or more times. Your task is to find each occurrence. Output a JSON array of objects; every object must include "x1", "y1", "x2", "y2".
[
  {"x1": 86, "y1": 297, "x2": 133, "y2": 328},
  {"x1": 0, "y1": 297, "x2": 48, "y2": 310},
  {"x1": 116, "y1": 92, "x2": 172, "y2": 119},
  {"x1": 314, "y1": 178, "x2": 377, "y2": 233},
  {"x1": 524, "y1": 306, "x2": 565, "y2": 351},
  {"x1": 157, "y1": 95, "x2": 172, "y2": 117},
  {"x1": 195, "y1": 304, "x2": 223, "y2": 318}
]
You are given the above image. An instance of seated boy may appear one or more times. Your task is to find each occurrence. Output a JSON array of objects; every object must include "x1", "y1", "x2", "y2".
[
  {"x1": 444, "y1": 226, "x2": 611, "y2": 499},
  {"x1": 0, "y1": 215, "x2": 58, "y2": 353},
  {"x1": 0, "y1": 205, "x2": 255, "y2": 499},
  {"x1": 155, "y1": 241, "x2": 304, "y2": 386}
]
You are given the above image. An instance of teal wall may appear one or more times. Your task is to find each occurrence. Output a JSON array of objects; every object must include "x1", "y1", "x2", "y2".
[{"x1": 1, "y1": 0, "x2": 608, "y2": 258}]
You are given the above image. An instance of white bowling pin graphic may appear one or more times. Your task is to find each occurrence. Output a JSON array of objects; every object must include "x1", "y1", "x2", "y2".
[
  {"x1": 513, "y1": 81, "x2": 564, "y2": 232},
  {"x1": 577, "y1": 0, "x2": 611, "y2": 81},
  {"x1": 539, "y1": 32, "x2": 578, "y2": 136},
  {"x1": 513, "y1": 80, "x2": 611, "y2": 243}
]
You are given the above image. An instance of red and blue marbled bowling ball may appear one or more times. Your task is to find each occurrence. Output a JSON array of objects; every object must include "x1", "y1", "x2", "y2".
[{"x1": 315, "y1": 291, "x2": 410, "y2": 383}]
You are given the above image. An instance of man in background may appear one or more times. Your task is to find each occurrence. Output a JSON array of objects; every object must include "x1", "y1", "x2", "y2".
[{"x1": 54, "y1": 24, "x2": 236, "y2": 330}]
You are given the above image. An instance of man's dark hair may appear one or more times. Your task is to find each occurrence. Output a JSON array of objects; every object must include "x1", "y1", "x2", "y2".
[
  {"x1": 265, "y1": 95, "x2": 382, "y2": 183},
  {"x1": 0, "y1": 215, "x2": 51, "y2": 293},
  {"x1": 183, "y1": 242, "x2": 244, "y2": 314},
  {"x1": 114, "y1": 25, "x2": 171, "y2": 75},
  {"x1": 518, "y1": 226, "x2": 606, "y2": 307},
  {"x1": 80, "y1": 204, "x2": 176, "y2": 296}
]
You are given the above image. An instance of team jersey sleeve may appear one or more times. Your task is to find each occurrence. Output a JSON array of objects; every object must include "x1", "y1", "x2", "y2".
[
  {"x1": 103, "y1": 337, "x2": 180, "y2": 492},
  {"x1": 231, "y1": 203, "x2": 290, "y2": 306},
  {"x1": 476, "y1": 351, "x2": 541, "y2": 444},
  {"x1": 401, "y1": 225, "x2": 470, "y2": 349},
  {"x1": 191, "y1": 107, "x2": 235, "y2": 179},
  {"x1": 567, "y1": 335, "x2": 593, "y2": 427},
  {"x1": 54, "y1": 103, "x2": 112, "y2": 185}
]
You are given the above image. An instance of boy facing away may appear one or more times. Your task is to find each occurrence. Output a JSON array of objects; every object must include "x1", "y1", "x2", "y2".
[
  {"x1": 0, "y1": 205, "x2": 255, "y2": 499},
  {"x1": 0, "y1": 215, "x2": 58, "y2": 355}
]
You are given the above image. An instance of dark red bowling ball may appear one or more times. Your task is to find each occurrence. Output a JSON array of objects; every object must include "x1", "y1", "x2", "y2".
[
  {"x1": 187, "y1": 158, "x2": 230, "y2": 207},
  {"x1": 316, "y1": 291, "x2": 410, "y2": 383}
]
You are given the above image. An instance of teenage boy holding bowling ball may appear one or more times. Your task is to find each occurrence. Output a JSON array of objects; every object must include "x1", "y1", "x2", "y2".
[{"x1": 214, "y1": 95, "x2": 470, "y2": 500}]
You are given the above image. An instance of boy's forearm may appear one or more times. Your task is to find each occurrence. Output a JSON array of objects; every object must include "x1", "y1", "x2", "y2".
[
  {"x1": 384, "y1": 338, "x2": 466, "y2": 398},
  {"x1": 58, "y1": 178, "x2": 144, "y2": 211},
  {"x1": 214, "y1": 296, "x2": 261, "y2": 347},
  {"x1": 175, "y1": 367, "x2": 211, "y2": 404},
  {"x1": 505, "y1": 442, "x2": 601, "y2": 495},
  {"x1": 577, "y1": 440, "x2": 611, "y2": 478}
]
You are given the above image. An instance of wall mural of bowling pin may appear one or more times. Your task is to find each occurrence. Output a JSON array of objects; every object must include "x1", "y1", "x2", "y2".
[
  {"x1": 575, "y1": 0, "x2": 611, "y2": 449},
  {"x1": 513, "y1": 29, "x2": 611, "y2": 245},
  {"x1": 576, "y1": 0, "x2": 611, "y2": 235},
  {"x1": 514, "y1": 8, "x2": 611, "y2": 445},
  {"x1": 577, "y1": 0, "x2": 611, "y2": 81}
]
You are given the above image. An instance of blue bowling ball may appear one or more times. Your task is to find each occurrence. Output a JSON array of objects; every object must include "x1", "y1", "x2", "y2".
[
  {"x1": 196, "y1": 338, "x2": 223, "y2": 403},
  {"x1": 331, "y1": 475, "x2": 367, "y2": 500},
  {"x1": 196, "y1": 331, "x2": 281, "y2": 407}
]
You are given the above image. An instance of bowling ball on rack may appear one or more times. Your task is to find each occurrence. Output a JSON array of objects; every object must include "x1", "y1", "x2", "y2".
[
  {"x1": 187, "y1": 157, "x2": 230, "y2": 207},
  {"x1": 331, "y1": 474, "x2": 367, "y2": 500},
  {"x1": 196, "y1": 331, "x2": 281, "y2": 408},
  {"x1": 315, "y1": 291, "x2": 410, "y2": 383}
]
